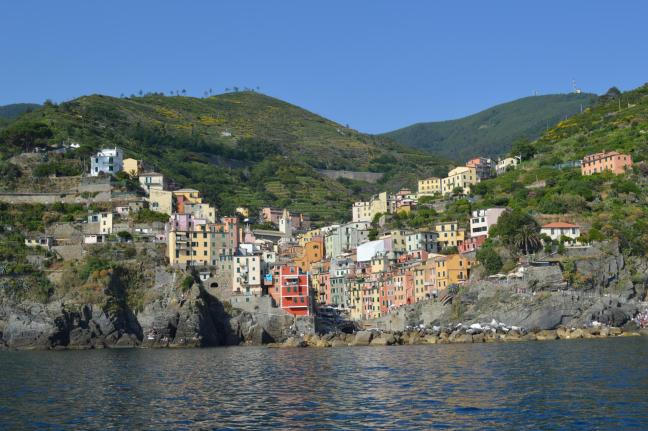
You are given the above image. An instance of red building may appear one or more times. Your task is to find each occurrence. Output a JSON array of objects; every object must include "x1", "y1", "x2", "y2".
[
  {"x1": 459, "y1": 235, "x2": 487, "y2": 254},
  {"x1": 275, "y1": 265, "x2": 311, "y2": 316}
]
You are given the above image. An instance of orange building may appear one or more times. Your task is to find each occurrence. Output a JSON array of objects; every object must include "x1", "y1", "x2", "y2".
[
  {"x1": 581, "y1": 151, "x2": 632, "y2": 176},
  {"x1": 294, "y1": 237, "x2": 324, "y2": 273}
]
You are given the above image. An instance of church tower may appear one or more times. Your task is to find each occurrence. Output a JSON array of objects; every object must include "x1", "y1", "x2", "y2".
[{"x1": 279, "y1": 208, "x2": 292, "y2": 237}]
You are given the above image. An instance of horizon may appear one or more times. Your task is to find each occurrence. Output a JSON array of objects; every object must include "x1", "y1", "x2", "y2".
[{"x1": 2, "y1": 1, "x2": 648, "y2": 133}]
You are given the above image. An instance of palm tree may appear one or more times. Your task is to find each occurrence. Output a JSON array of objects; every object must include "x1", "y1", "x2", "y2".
[{"x1": 514, "y1": 224, "x2": 542, "y2": 255}]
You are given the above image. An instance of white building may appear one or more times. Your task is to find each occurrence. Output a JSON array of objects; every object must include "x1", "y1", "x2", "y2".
[
  {"x1": 541, "y1": 222, "x2": 581, "y2": 241},
  {"x1": 138, "y1": 172, "x2": 165, "y2": 195},
  {"x1": 88, "y1": 212, "x2": 113, "y2": 234},
  {"x1": 232, "y1": 253, "x2": 262, "y2": 295},
  {"x1": 496, "y1": 157, "x2": 521, "y2": 175},
  {"x1": 470, "y1": 208, "x2": 506, "y2": 238},
  {"x1": 352, "y1": 201, "x2": 372, "y2": 223},
  {"x1": 184, "y1": 203, "x2": 217, "y2": 223},
  {"x1": 279, "y1": 208, "x2": 292, "y2": 237},
  {"x1": 90, "y1": 147, "x2": 123, "y2": 176},
  {"x1": 325, "y1": 222, "x2": 371, "y2": 258}
]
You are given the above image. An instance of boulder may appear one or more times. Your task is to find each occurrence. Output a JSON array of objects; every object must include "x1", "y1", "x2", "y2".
[
  {"x1": 351, "y1": 330, "x2": 374, "y2": 346},
  {"x1": 371, "y1": 333, "x2": 396, "y2": 346},
  {"x1": 535, "y1": 330, "x2": 558, "y2": 341}
]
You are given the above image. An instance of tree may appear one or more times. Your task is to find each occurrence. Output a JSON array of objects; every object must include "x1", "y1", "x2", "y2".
[
  {"x1": 514, "y1": 224, "x2": 542, "y2": 255},
  {"x1": 0, "y1": 121, "x2": 53, "y2": 152},
  {"x1": 510, "y1": 137, "x2": 536, "y2": 161},
  {"x1": 182, "y1": 89, "x2": 186, "y2": 96},
  {"x1": 491, "y1": 209, "x2": 541, "y2": 254},
  {"x1": 476, "y1": 245, "x2": 503, "y2": 275}
]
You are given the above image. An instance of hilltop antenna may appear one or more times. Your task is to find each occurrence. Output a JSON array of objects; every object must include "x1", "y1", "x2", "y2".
[{"x1": 572, "y1": 79, "x2": 582, "y2": 94}]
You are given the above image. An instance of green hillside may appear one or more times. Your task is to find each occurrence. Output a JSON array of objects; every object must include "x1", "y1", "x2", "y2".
[
  {"x1": 0, "y1": 103, "x2": 40, "y2": 120},
  {"x1": 0, "y1": 92, "x2": 449, "y2": 222},
  {"x1": 0, "y1": 103, "x2": 41, "y2": 128},
  {"x1": 383, "y1": 93, "x2": 597, "y2": 161},
  {"x1": 472, "y1": 84, "x2": 648, "y2": 255}
]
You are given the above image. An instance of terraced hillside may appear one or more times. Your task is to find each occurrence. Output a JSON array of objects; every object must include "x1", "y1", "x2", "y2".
[{"x1": 0, "y1": 92, "x2": 450, "y2": 222}]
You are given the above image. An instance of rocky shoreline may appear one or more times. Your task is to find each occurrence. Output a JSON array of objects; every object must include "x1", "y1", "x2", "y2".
[{"x1": 270, "y1": 324, "x2": 647, "y2": 348}]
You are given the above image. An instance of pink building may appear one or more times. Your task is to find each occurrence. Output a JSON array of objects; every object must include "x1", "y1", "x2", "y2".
[{"x1": 581, "y1": 151, "x2": 632, "y2": 176}]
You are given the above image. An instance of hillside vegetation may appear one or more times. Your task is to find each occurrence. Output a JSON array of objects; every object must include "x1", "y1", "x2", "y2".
[
  {"x1": 471, "y1": 84, "x2": 648, "y2": 256},
  {"x1": 383, "y1": 93, "x2": 597, "y2": 161},
  {"x1": 0, "y1": 92, "x2": 449, "y2": 222}
]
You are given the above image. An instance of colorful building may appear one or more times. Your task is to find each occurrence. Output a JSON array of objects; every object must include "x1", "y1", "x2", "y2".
[
  {"x1": 274, "y1": 265, "x2": 311, "y2": 316},
  {"x1": 466, "y1": 157, "x2": 495, "y2": 180},
  {"x1": 418, "y1": 177, "x2": 442, "y2": 196},
  {"x1": 470, "y1": 208, "x2": 506, "y2": 238},
  {"x1": 441, "y1": 166, "x2": 478, "y2": 195},
  {"x1": 435, "y1": 222, "x2": 465, "y2": 248},
  {"x1": 581, "y1": 151, "x2": 633, "y2": 176},
  {"x1": 541, "y1": 222, "x2": 581, "y2": 241}
]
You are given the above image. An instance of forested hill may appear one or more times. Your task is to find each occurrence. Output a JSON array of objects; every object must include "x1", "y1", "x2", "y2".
[
  {"x1": 0, "y1": 92, "x2": 450, "y2": 222},
  {"x1": 382, "y1": 93, "x2": 597, "y2": 161}
]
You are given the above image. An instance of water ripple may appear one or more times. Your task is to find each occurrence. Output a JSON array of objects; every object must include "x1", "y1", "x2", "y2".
[{"x1": 1, "y1": 338, "x2": 648, "y2": 430}]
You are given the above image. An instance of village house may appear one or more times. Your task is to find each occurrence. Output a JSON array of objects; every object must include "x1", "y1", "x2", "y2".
[
  {"x1": 541, "y1": 222, "x2": 581, "y2": 241},
  {"x1": 405, "y1": 231, "x2": 439, "y2": 253},
  {"x1": 352, "y1": 201, "x2": 372, "y2": 223},
  {"x1": 123, "y1": 158, "x2": 142, "y2": 176},
  {"x1": 259, "y1": 207, "x2": 311, "y2": 231},
  {"x1": 270, "y1": 265, "x2": 311, "y2": 316},
  {"x1": 496, "y1": 156, "x2": 520, "y2": 175},
  {"x1": 87, "y1": 212, "x2": 113, "y2": 234},
  {"x1": 435, "y1": 222, "x2": 465, "y2": 248},
  {"x1": 417, "y1": 177, "x2": 442, "y2": 196},
  {"x1": 470, "y1": 208, "x2": 506, "y2": 238},
  {"x1": 466, "y1": 157, "x2": 496, "y2": 180},
  {"x1": 325, "y1": 222, "x2": 371, "y2": 258},
  {"x1": 148, "y1": 189, "x2": 174, "y2": 215},
  {"x1": 24, "y1": 234, "x2": 54, "y2": 251},
  {"x1": 90, "y1": 147, "x2": 123, "y2": 176},
  {"x1": 138, "y1": 172, "x2": 166, "y2": 195},
  {"x1": 441, "y1": 166, "x2": 478, "y2": 195},
  {"x1": 232, "y1": 252, "x2": 262, "y2": 296},
  {"x1": 458, "y1": 235, "x2": 486, "y2": 254},
  {"x1": 581, "y1": 151, "x2": 633, "y2": 176}
]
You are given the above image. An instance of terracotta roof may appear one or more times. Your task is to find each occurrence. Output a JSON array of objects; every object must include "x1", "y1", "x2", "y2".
[{"x1": 541, "y1": 222, "x2": 580, "y2": 229}]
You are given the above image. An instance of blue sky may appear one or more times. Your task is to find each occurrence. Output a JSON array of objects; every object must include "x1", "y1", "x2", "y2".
[{"x1": 1, "y1": 1, "x2": 647, "y2": 133}]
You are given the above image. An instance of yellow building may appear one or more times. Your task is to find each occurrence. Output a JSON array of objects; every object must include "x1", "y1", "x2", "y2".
[
  {"x1": 349, "y1": 280, "x2": 365, "y2": 321},
  {"x1": 298, "y1": 228, "x2": 322, "y2": 247},
  {"x1": 412, "y1": 262, "x2": 430, "y2": 303},
  {"x1": 123, "y1": 158, "x2": 142, "y2": 176},
  {"x1": 435, "y1": 222, "x2": 465, "y2": 248},
  {"x1": 149, "y1": 189, "x2": 174, "y2": 215},
  {"x1": 430, "y1": 254, "x2": 472, "y2": 293},
  {"x1": 418, "y1": 177, "x2": 442, "y2": 196},
  {"x1": 167, "y1": 218, "x2": 211, "y2": 267},
  {"x1": 441, "y1": 166, "x2": 478, "y2": 195}
]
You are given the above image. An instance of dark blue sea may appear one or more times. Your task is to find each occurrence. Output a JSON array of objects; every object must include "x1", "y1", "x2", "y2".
[{"x1": 1, "y1": 337, "x2": 648, "y2": 430}]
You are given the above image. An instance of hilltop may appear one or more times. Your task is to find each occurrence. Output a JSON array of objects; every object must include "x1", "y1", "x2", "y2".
[
  {"x1": 382, "y1": 93, "x2": 597, "y2": 161},
  {"x1": 0, "y1": 92, "x2": 449, "y2": 221}
]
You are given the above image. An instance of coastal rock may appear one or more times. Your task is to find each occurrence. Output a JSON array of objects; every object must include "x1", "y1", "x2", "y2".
[
  {"x1": 352, "y1": 330, "x2": 374, "y2": 346},
  {"x1": 371, "y1": 333, "x2": 396, "y2": 346}
]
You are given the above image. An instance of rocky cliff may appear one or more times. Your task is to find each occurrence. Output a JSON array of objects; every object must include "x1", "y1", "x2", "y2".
[
  {"x1": 372, "y1": 242, "x2": 648, "y2": 331},
  {"x1": 0, "y1": 247, "x2": 312, "y2": 350}
]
